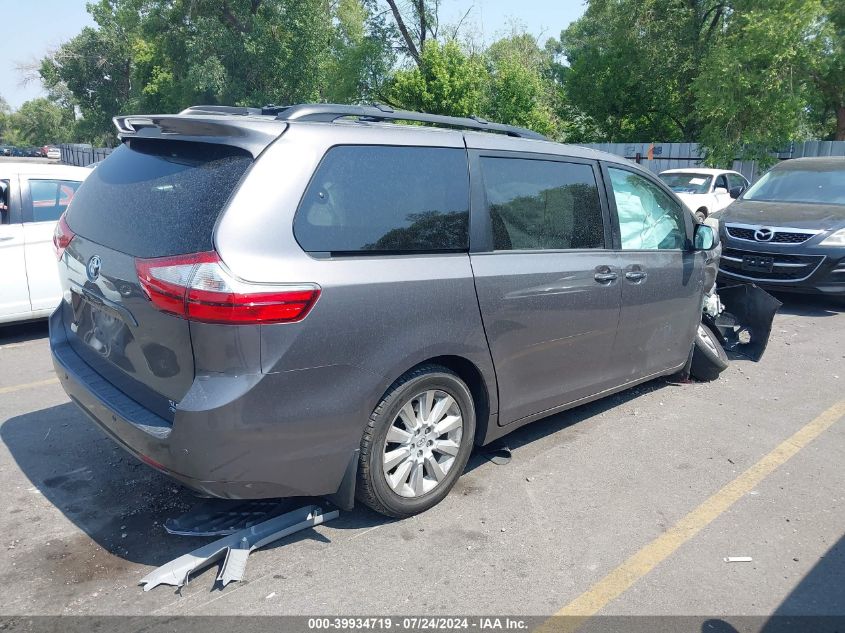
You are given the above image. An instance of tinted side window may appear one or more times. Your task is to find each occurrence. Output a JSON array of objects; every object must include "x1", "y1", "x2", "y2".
[
  {"x1": 608, "y1": 168, "x2": 687, "y2": 250},
  {"x1": 29, "y1": 179, "x2": 81, "y2": 222},
  {"x1": 728, "y1": 173, "x2": 747, "y2": 189},
  {"x1": 0, "y1": 179, "x2": 9, "y2": 223},
  {"x1": 715, "y1": 174, "x2": 729, "y2": 190},
  {"x1": 295, "y1": 146, "x2": 469, "y2": 253},
  {"x1": 479, "y1": 157, "x2": 604, "y2": 251}
]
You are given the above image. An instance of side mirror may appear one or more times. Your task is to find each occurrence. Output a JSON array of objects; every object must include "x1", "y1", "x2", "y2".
[
  {"x1": 714, "y1": 186, "x2": 728, "y2": 195},
  {"x1": 729, "y1": 185, "x2": 744, "y2": 199},
  {"x1": 694, "y1": 223, "x2": 719, "y2": 251}
]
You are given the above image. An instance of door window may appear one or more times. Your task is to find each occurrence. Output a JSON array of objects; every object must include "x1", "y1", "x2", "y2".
[
  {"x1": 714, "y1": 174, "x2": 729, "y2": 191},
  {"x1": 727, "y1": 173, "x2": 747, "y2": 190},
  {"x1": 607, "y1": 168, "x2": 687, "y2": 250},
  {"x1": 28, "y1": 179, "x2": 81, "y2": 222},
  {"x1": 479, "y1": 157, "x2": 604, "y2": 251},
  {"x1": 0, "y1": 179, "x2": 9, "y2": 222},
  {"x1": 294, "y1": 146, "x2": 469, "y2": 253}
]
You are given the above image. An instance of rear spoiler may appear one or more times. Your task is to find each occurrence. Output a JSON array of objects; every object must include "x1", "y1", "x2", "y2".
[{"x1": 112, "y1": 114, "x2": 287, "y2": 158}]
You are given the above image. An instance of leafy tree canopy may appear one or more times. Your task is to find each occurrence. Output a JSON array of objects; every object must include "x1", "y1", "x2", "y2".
[{"x1": 1, "y1": 0, "x2": 837, "y2": 158}]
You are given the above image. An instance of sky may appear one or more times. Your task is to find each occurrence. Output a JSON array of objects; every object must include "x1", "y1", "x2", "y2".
[{"x1": 0, "y1": 0, "x2": 587, "y2": 111}]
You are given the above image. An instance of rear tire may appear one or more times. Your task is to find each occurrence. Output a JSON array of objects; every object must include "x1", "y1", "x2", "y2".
[
  {"x1": 357, "y1": 364, "x2": 476, "y2": 518},
  {"x1": 690, "y1": 323, "x2": 729, "y2": 381}
]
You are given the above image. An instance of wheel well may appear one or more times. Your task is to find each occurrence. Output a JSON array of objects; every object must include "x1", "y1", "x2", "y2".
[
  {"x1": 696, "y1": 206, "x2": 708, "y2": 215},
  {"x1": 417, "y1": 355, "x2": 491, "y2": 446}
]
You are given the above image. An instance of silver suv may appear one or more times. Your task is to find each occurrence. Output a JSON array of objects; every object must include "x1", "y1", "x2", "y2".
[{"x1": 49, "y1": 104, "x2": 719, "y2": 517}]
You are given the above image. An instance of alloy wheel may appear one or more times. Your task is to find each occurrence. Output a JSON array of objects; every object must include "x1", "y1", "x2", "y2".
[{"x1": 382, "y1": 389, "x2": 464, "y2": 498}]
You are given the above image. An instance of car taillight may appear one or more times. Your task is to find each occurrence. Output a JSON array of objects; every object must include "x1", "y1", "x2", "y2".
[
  {"x1": 53, "y1": 213, "x2": 75, "y2": 260},
  {"x1": 135, "y1": 251, "x2": 320, "y2": 324}
]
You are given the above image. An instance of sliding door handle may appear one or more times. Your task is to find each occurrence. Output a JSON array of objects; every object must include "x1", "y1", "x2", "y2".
[
  {"x1": 594, "y1": 272, "x2": 618, "y2": 283},
  {"x1": 625, "y1": 271, "x2": 648, "y2": 282}
]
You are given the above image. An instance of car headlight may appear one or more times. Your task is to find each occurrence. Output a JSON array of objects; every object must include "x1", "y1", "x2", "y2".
[{"x1": 820, "y1": 228, "x2": 845, "y2": 246}]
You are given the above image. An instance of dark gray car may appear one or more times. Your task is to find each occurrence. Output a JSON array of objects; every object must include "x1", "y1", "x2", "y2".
[
  {"x1": 713, "y1": 157, "x2": 845, "y2": 300},
  {"x1": 49, "y1": 104, "x2": 719, "y2": 517}
]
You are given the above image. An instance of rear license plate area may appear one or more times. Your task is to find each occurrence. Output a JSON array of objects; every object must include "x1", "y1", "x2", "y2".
[{"x1": 742, "y1": 255, "x2": 773, "y2": 273}]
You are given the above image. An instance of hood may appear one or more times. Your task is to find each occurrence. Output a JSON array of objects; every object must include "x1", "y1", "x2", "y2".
[{"x1": 711, "y1": 199, "x2": 845, "y2": 230}]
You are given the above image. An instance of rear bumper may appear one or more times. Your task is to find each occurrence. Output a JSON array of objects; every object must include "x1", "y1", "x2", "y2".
[{"x1": 49, "y1": 307, "x2": 366, "y2": 500}]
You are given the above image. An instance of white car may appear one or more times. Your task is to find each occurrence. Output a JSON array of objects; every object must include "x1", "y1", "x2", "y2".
[
  {"x1": 0, "y1": 163, "x2": 91, "y2": 324},
  {"x1": 659, "y1": 168, "x2": 749, "y2": 222},
  {"x1": 46, "y1": 147, "x2": 62, "y2": 160}
]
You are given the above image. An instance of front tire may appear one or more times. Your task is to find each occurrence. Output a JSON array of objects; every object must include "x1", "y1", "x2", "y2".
[
  {"x1": 695, "y1": 208, "x2": 708, "y2": 223},
  {"x1": 357, "y1": 364, "x2": 476, "y2": 518},
  {"x1": 690, "y1": 323, "x2": 729, "y2": 381}
]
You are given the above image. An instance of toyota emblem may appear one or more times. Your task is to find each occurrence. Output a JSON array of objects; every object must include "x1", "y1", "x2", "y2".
[
  {"x1": 754, "y1": 228, "x2": 774, "y2": 242},
  {"x1": 86, "y1": 255, "x2": 102, "y2": 282}
]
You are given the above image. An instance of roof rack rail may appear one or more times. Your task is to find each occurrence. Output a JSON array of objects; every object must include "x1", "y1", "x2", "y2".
[
  {"x1": 180, "y1": 105, "x2": 264, "y2": 116},
  {"x1": 274, "y1": 104, "x2": 548, "y2": 140}
]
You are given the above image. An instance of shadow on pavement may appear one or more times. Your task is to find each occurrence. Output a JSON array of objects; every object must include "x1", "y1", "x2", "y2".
[
  {"x1": 0, "y1": 400, "x2": 396, "y2": 568},
  {"x1": 2, "y1": 373, "x2": 667, "y2": 568},
  {"x1": 465, "y1": 379, "x2": 668, "y2": 474},
  {"x1": 0, "y1": 319, "x2": 49, "y2": 345},
  {"x1": 767, "y1": 532, "x2": 845, "y2": 618},
  {"x1": 1, "y1": 402, "x2": 203, "y2": 567}
]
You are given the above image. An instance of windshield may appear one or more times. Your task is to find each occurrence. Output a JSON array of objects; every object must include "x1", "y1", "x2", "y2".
[
  {"x1": 743, "y1": 168, "x2": 845, "y2": 205},
  {"x1": 659, "y1": 173, "x2": 712, "y2": 195}
]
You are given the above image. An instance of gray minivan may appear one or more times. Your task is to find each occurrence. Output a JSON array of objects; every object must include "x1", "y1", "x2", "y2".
[{"x1": 49, "y1": 104, "x2": 720, "y2": 517}]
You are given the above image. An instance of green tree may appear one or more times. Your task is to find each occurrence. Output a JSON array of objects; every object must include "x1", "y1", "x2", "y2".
[
  {"x1": 325, "y1": 0, "x2": 396, "y2": 103},
  {"x1": 40, "y1": 22, "x2": 133, "y2": 144},
  {"x1": 485, "y1": 33, "x2": 559, "y2": 138},
  {"x1": 558, "y1": 0, "x2": 727, "y2": 143},
  {"x1": 7, "y1": 98, "x2": 75, "y2": 146},
  {"x1": 694, "y1": 0, "x2": 826, "y2": 165},
  {"x1": 39, "y1": 0, "x2": 393, "y2": 142},
  {"x1": 806, "y1": 0, "x2": 845, "y2": 140},
  {"x1": 0, "y1": 95, "x2": 11, "y2": 143},
  {"x1": 388, "y1": 40, "x2": 487, "y2": 117}
]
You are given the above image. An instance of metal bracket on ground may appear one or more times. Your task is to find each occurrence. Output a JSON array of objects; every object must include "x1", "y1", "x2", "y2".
[
  {"x1": 164, "y1": 499, "x2": 298, "y2": 536},
  {"x1": 139, "y1": 504, "x2": 339, "y2": 591}
]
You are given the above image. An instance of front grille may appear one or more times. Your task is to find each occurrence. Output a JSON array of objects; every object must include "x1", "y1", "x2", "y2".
[
  {"x1": 771, "y1": 232, "x2": 815, "y2": 244},
  {"x1": 725, "y1": 225, "x2": 816, "y2": 244},
  {"x1": 719, "y1": 247, "x2": 825, "y2": 281},
  {"x1": 726, "y1": 227, "x2": 756, "y2": 241}
]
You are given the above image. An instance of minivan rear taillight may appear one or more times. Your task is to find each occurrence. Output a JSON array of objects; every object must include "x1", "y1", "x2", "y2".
[
  {"x1": 53, "y1": 212, "x2": 75, "y2": 260},
  {"x1": 135, "y1": 251, "x2": 320, "y2": 324}
]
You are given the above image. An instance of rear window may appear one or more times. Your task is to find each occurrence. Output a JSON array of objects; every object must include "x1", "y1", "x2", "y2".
[
  {"x1": 66, "y1": 140, "x2": 253, "y2": 257},
  {"x1": 294, "y1": 145, "x2": 469, "y2": 253}
]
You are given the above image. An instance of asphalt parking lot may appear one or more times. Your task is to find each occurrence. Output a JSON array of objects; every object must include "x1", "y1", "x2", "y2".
[{"x1": 1, "y1": 293, "x2": 843, "y2": 622}]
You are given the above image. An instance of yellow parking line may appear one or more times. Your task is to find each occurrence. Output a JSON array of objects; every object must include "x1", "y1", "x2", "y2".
[
  {"x1": 538, "y1": 399, "x2": 845, "y2": 633},
  {"x1": 0, "y1": 377, "x2": 59, "y2": 395}
]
